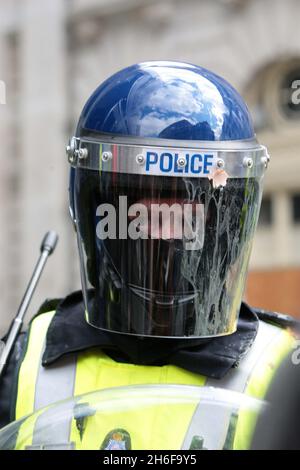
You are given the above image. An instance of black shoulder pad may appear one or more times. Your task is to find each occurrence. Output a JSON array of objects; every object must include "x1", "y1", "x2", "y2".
[{"x1": 254, "y1": 308, "x2": 300, "y2": 330}]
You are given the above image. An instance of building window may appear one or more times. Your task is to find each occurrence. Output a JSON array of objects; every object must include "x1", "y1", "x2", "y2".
[
  {"x1": 259, "y1": 196, "x2": 273, "y2": 226},
  {"x1": 292, "y1": 194, "x2": 300, "y2": 223}
]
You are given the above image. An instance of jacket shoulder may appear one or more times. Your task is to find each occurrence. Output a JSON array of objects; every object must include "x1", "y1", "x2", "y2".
[{"x1": 254, "y1": 307, "x2": 300, "y2": 330}]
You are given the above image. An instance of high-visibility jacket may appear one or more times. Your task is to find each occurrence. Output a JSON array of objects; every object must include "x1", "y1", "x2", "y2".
[{"x1": 12, "y1": 310, "x2": 294, "y2": 450}]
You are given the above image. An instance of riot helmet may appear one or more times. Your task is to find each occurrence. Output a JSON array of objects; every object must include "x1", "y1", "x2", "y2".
[{"x1": 67, "y1": 61, "x2": 269, "y2": 339}]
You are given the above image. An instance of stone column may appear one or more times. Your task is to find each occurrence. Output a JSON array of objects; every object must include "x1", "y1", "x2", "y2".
[
  {"x1": 0, "y1": 28, "x2": 17, "y2": 334},
  {"x1": 19, "y1": 0, "x2": 75, "y2": 319},
  {"x1": 273, "y1": 191, "x2": 291, "y2": 267}
]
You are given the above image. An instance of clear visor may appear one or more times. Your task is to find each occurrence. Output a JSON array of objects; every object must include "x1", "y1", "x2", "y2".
[{"x1": 71, "y1": 136, "x2": 267, "y2": 338}]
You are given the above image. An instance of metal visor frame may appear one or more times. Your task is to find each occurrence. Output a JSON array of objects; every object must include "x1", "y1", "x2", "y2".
[{"x1": 67, "y1": 134, "x2": 269, "y2": 178}]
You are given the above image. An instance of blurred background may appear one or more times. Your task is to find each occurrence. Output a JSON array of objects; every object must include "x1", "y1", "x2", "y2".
[{"x1": 0, "y1": 0, "x2": 299, "y2": 336}]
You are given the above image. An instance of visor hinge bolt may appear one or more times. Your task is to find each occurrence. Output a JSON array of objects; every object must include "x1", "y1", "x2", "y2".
[
  {"x1": 66, "y1": 147, "x2": 75, "y2": 163},
  {"x1": 261, "y1": 156, "x2": 269, "y2": 168},
  {"x1": 78, "y1": 148, "x2": 88, "y2": 160},
  {"x1": 102, "y1": 151, "x2": 112, "y2": 162},
  {"x1": 243, "y1": 157, "x2": 253, "y2": 169},
  {"x1": 177, "y1": 156, "x2": 187, "y2": 168},
  {"x1": 66, "y1": 136, "x2": 78, "y2": 163},
  {"x1": 136, "y1": 154, "x2": 145, "y2": 165},
  {"x1": 217, "y1": 159, "x2": 225, "y2": 169}
]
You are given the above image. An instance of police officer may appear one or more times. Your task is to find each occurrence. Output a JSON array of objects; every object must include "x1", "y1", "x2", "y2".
[{"x1": 0, "y1": 61, "x2": 296, "y2": 450}]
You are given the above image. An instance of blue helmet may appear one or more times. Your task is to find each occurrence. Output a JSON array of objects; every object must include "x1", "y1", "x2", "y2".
[
  {"x1": 76, "y1": 61, "x2": 254, "y2": 141},
  {"x1": 67, "y1": 61, "x2": 269, "y2": 339}
]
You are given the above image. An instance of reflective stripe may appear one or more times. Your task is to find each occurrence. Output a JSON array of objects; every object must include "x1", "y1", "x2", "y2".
[
  {"x1": 15, "y1": 310, "x2": 76, "y2": 449},
  {"x1": 15, "y1": 409, "x2": 44, "y2": 450},
  {"x1": 233, "y1": 328, "x2": 295, "y2": 450},
  {"x1": 182, "y1": 321, "x2": 293, "y2": 450},
  {"x1": 34, "y1": 352, "x2": 76, "y2": 410},
  {"x1": 32, "y1": 354, "x2": 77, "y2": 447},
  {"x1": 182, "y1": 401, "x2": 233, "y2": 450},
  {"x1": 15, "y1": 311, "x2": 55, "y2": 420}
]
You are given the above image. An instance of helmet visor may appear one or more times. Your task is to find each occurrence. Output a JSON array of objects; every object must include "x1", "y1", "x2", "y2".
[{"x1": 72, "y1": 136, "x2": 267, "y2": 338}]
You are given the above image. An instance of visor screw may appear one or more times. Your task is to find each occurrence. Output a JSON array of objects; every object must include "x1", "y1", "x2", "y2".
[
  {"x1": 102, "y1": 151, "x2": 112, "y2": 162},
  {"x1": 66, "y1": 144, "x2": 72, "y2": 156},
  {"x1": 66, "y1": 137, "x2": 78, "y2": 164},
  {"x1": 68, "y1": 154, "x2": 75, "y2": 164},
  {"x1": 136, "y1": 154, "x2": 145, "y2": 165},
  {"x1": 78, "y1": 148, "x2": 88, "y2": 160},
  {"x1": 243, "y1": 157, "x2": 253, "y2": 169},
  {"x1": 66, "y1": 146, "x2": 75, "y2": 163},
  {"x1": 177, "y1": 156, "x2": 187, "y2": 168},
  {"x1": 261, "y1": 156, "x2": 268, "y2": 168},
  {"x1": 217, "y1": 159, "x2": 225, "y2": 169}
]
